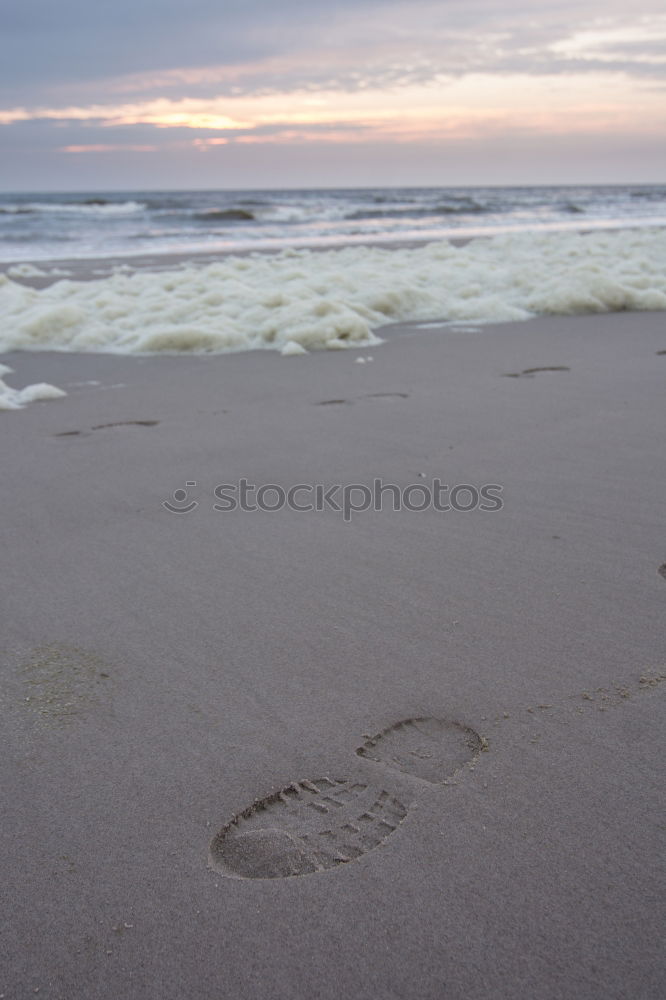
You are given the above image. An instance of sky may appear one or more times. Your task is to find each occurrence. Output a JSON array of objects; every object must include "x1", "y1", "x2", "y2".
[{"x1": 1, "y1": 0, "x2": 665, "y2": 191}]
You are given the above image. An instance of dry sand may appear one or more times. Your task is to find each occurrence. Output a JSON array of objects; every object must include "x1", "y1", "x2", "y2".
[{"x1": 1, "y1": 310, "x2": 665, "y2": 998}]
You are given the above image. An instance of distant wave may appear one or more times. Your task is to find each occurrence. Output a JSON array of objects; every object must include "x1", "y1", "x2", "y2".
[
  {"x1": 144, "y1": 197, "x2": 193, "y2": 211},
  {"x1": 145, "y1": 197, "x2": 270, "y2": 212},
  {"x1": 193, "y1": 209, "x2": 255, "y2": 222},
  {"x1": 371, "y1": 194, "x2": 419, "y2": 204},
  {"x1": 0, "y1": 233, "x2": 74, "y2": 242},
  {"x1": 436, "y1": 199, "x2": 487, "y2": 214},
  {"x1": 129, "y1": 230, "x2": 195, "y2": 240},
  {"x1": 630, "y1": 188, "x2": 666, "y2": 201},
  {"x1": 0, "y1": 200, "x2": 145, "y2": 216},
  {"x1": 345, "y1": 200, "x2": 487, "y2": 221}
]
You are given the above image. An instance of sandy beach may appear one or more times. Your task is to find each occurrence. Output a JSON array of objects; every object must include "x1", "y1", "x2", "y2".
[
  {"x1": 1, "y1": 306, "x2": 664, "y2": 998},
  {"x1": 3, "y1": 0, "x2": 665, "y2": 987}
]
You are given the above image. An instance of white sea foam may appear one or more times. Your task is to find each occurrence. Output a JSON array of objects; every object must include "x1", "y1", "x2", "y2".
[
  {"x1": 0, "y1": 229, "x2": 665, "y2": 359},
  {"x1": 280, "y1": 340, "x2": 309, "y2": 356},
  {"x1": 7, "y1": 263, "x2": 49, "y2": 278},
  {"x1": 0, "y1": 363, "x2": 66, "y2": 410}
]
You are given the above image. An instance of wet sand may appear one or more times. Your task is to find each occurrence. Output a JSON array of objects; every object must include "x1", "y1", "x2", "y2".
[{"x1": 1, "y1": 311, "x2": 665, "y2": 998}]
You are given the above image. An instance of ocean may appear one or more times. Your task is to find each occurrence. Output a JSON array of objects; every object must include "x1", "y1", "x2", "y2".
[{"x1": 1, "y1": 184, "x2": 666, "y2": 262}]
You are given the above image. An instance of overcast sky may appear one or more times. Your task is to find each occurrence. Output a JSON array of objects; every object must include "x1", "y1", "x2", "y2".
[{"x1": 1, "y1": 0, "x2": 664, "y2": 190}]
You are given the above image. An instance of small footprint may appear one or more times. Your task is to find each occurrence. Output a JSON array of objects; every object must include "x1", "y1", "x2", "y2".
[
  {"x1": 658, "y1": 564, "x2": 666, "y2": 581},
  {"x1": 314, "y1": 393, "x2": 408, "y2": 407},
  {"x1": 92, "y1": 420, "x2": 159, "y2": 430},
  {"x1": 503, "y1": 366, "x2": 570, "y2": 378},
  {"x1": 656, "y1": 350, "x2": 666, "y2": 355},
  {"x1": 55, "y1": 420, "x2": 159, "y2": 437},
  {"x1": 209, "y1": 715, "x2": 482, "y2": 880}
]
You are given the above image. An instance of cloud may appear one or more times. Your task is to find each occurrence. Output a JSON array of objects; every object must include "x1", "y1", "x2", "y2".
[{"x1": 2, "y1": 1, "x2": 665, "y2": 106}]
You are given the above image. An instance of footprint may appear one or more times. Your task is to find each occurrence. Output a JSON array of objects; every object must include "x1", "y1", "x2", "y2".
[
  {"x1": 91, "y1": 420, "x2": 159, "y2": 429},
  {"x1": 658, "y1": 564, "x2": 666, "y2": 581},
  {"x1": 356, "y1": 717, "x2": 484, "y2": 783},
  {"x1": 54, "y1": 420, "x2": 159, "y2": 438},
  {"x1": 209, "y1": 716, "x2": 483, "y2": 880},
  {"x1": 210, "y1": 779, "x2": 407, "y2": 880},
  {"x1": 656, "y1": 350, "x2": 666, "y2": 356},
  {"x1": 210, "y1": 665, "x2": 661, "y2": 883},
  {"x1": 503, "y1": 366, "x2": 570, "y2": 378},
  {"x1": 315, "y1": 393, "x2": 408, "y2": 407}
]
